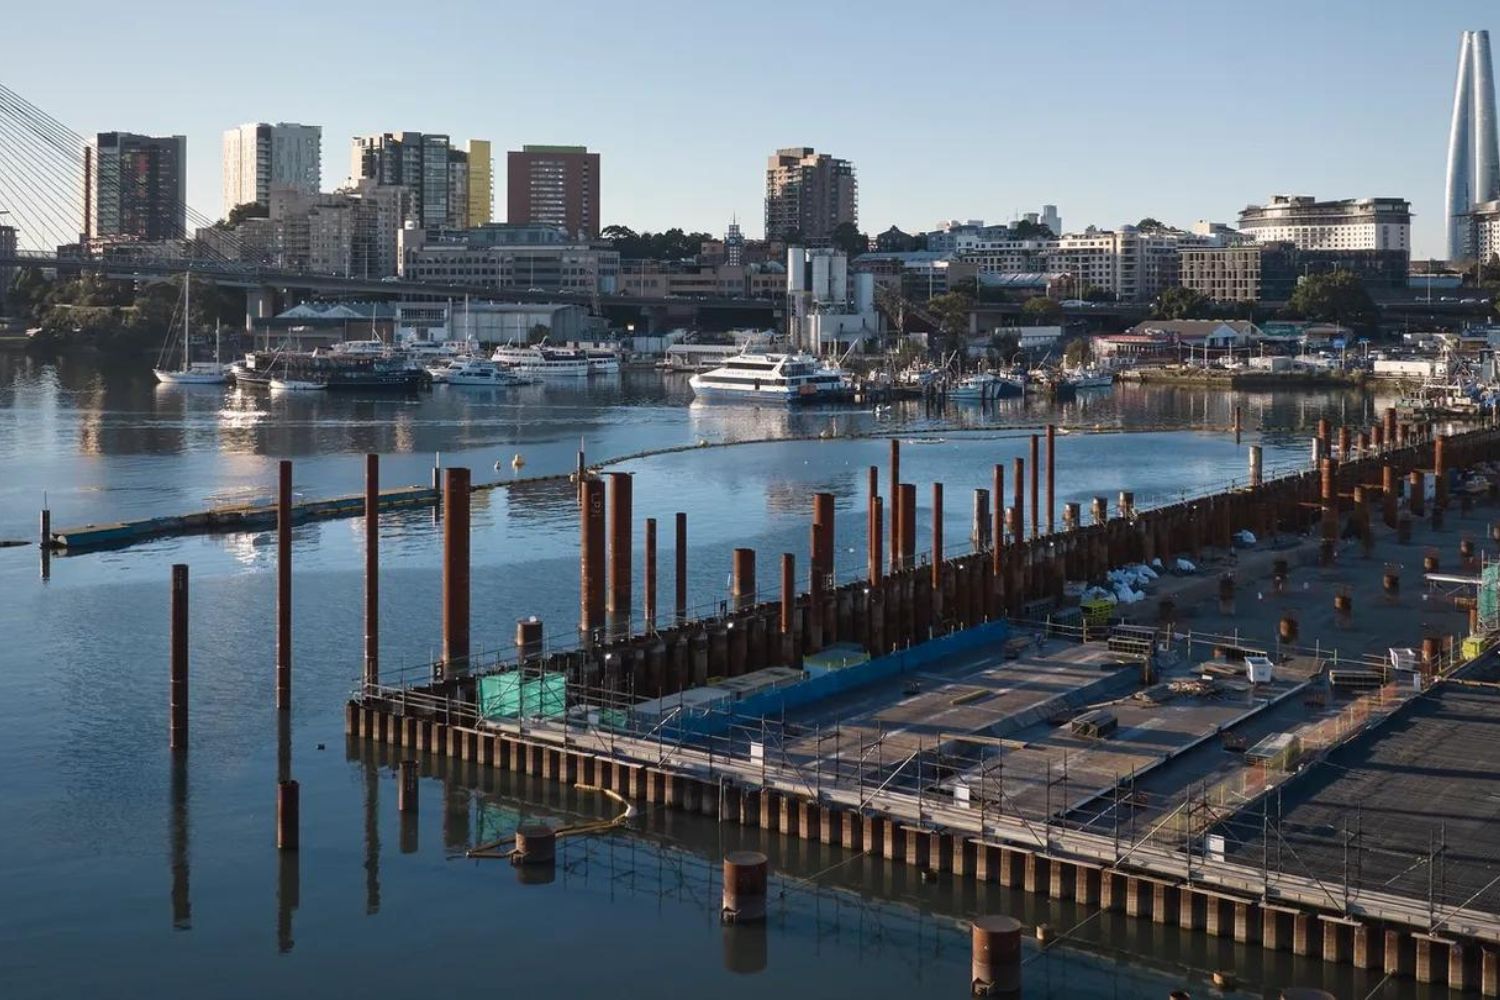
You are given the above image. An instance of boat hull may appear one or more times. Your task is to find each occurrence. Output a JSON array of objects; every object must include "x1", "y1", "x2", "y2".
[{"x1": 154, "y1": 369, "x2": 226, "y2": 385}]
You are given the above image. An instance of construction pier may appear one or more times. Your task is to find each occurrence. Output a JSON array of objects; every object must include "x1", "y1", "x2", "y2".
[{"x1": 348, "y1": 415, "x2": 1500, "y2": 995}]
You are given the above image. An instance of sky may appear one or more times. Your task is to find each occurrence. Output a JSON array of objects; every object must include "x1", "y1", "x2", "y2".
[{"x1": 3, "y1": 0, "x2": 1494, "y2": 257}]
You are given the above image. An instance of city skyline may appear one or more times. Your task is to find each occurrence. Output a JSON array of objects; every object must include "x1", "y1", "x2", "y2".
[{"x1": 6, "y1": 0, "x2": 1497, "y2": 256}]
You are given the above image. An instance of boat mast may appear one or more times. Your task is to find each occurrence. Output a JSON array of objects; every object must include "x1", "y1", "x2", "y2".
[{"x1": 181, "y1": 271, "x2": 191, "y2": 372}]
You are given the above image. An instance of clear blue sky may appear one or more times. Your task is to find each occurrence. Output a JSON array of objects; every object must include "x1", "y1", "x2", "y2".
[{"x1": 5, "y1": 0, "x2": 1492, "y2": 256}]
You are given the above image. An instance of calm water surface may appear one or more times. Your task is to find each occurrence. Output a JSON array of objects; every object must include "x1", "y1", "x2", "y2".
[{"x1": 0, "y1": 357, "x2": 1406, "y2": 998}]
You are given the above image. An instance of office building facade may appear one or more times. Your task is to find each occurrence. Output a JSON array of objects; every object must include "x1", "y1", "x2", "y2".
[
  {"x1": 85, "y1": 132, "x2": 187, "y2": 241},
  {"x1": 505, "y1": 145, "x2": 600, "y2": 239},
  {"x1": 764, "y1": 147, "x2": 857, "y2": 244},
  {"x1": 221, "y1": 122, "x2": 321, "y2": 214}
]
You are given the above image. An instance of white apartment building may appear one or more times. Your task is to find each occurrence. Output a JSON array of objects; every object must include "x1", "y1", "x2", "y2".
[
  {"x1": 1464, "y1": 199, "x2": 1500, "y2": 262},
  {"x1": 1237, "y1": 195, "x2": 1410, "y2": 253},
  {"x1": 222, "y1": 123, "x2": 322, "y2": 214},
  {"x1": 954, "y1": 226, "x2": 1202, "y2": 302}
]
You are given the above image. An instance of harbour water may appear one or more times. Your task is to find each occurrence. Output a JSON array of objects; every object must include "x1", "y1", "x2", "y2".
[{"x1": 0, "y1": 357, "x2": 1404, "y2": 998}]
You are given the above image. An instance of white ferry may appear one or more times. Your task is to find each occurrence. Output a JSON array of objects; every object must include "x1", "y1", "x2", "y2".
[
  {"x1": 585, "y1": 349, "x2": 622, "y2": 375},
  {"x1": 688, "y1": 352, "x2": 845, "y2": 402},
  {"x1": 491, "y1": 344, "x2": 590, "y2": 377},
  {"x1": 435, "y1": 358, "x2": 529, "y2": 387}
]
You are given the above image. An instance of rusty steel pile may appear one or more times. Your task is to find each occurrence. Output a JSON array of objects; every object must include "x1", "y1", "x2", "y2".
[{"x1": 331, "y1": 410, "x2": 1500, "y2": 995}]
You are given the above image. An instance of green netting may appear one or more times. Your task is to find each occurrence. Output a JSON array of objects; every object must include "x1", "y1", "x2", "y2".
[
  {"x1": 1481, "y1": 562, "x2": 1500, "y2": 632},
  {"x1": 478, "y1": 673, "x2": 567, "y2": 720}
]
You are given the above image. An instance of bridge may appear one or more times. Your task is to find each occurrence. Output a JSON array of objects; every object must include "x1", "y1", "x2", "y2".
[{"x1": 0, "y1": 83, "x2": 778, "y2": 329}]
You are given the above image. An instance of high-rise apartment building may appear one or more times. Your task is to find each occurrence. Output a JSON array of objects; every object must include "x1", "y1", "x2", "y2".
[
  {"x1": 1446, "y1": 30, "x2": 1500, "y2": 260},
  {"x1": 505, "y1": 145, "x2": 600, "y2": 239},
  {"x1": 85, "y1": 132, "x2": 187, "y2": 241},
  {"x1": 351, "y1": 132, "x2": 477, "y2": 229},
  {"x1": 1238, "y1": 196, "x2": 1410, "y2": 254},
  {"x1": 764, "y1": 147, "x2": 857, "y2": 244},
  {"x1": 221, "y1": 123, "x2": 322, "y2": 214},
  {"x1": 466, "y1": 140, "x2": 493, "y2": 228}
]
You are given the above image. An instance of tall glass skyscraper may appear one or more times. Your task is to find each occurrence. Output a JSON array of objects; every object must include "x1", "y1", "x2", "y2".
[{"x1": 1445, "y1": 29, "x2": 1500, "y2": 260}]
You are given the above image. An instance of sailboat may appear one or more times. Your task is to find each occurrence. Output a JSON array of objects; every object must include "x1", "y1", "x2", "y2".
[{"x1": 153, "y1": 274, "x2": 227, "y2": 384}]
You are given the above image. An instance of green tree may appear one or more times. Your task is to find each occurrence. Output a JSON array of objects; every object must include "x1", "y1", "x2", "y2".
[
  {"x1": 1136, "y1": 217, "x2": 1167, "y2": 233},
  {"x1": 218, "y1": 202, "x2": 269, "y2": 229},
  {"x1": 1286, "y1": 270, "x2": 1377, "y2": 330},
  {"x1": 1063, "y1": 336, "x2": 1093, "y2": 366},
  {"x1": 1081, "y1": 284, "x2": 1112, "y2": 303},
  {"x1": 1152, "y1": 286, "x2": 1212, "y2": 319},
  {"x1": 830, "y1": 222, "x2": 869, "y2": 257},
  {"x1": 6, "y1": 266, "x2": 53, "y2": 322},
  {"x1": 1021, "y1": 296, "x2": 1063, "y2": 324},
  {"x1": 927, "y1": 291, "x2": 974, "y2": 355},
  {"x1": 1011, "y1": 219, "x2": 1055, "y2": 240},
  {"x1": 987, "y1": 331, "x2": 1020, "y2": 363}
]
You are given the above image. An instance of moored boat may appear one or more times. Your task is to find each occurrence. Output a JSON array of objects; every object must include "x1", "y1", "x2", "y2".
[{"x1": 688, "y1": 351, "x2": 846, "y2": 402}]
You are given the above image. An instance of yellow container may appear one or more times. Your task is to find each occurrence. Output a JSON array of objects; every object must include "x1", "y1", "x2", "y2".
[{"x1": 1462, "y1": 636, "x2": 1486, "y2": 660}]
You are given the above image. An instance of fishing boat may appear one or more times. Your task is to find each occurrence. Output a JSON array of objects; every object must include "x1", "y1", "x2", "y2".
[
  {"x1": 1065, "y1": 366, "x2": 1115, "y2": 389},
  {"x1": 153, "y1": 277, "x2": 227, "y2": 384},
  {"x1": 688, "y1": 351, "x2": 845, "y2": 402},
  {"x1": 948, "y1": 371, "x2": 1023, "y2": 401}
]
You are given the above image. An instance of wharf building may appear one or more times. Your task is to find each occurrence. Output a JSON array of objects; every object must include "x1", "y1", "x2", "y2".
[
  {"x1": 506, "y1": 145, "x2": 600, "y2": 240},
  {"x1": 221, "y1": 122, "x2": 322, "y2": 214},
  {"x1": 400, "y1": 222, "x2": 619, "y2": 297},
  {"x1": 1446, "y1": 29, "x2": 1500, "y2": 260},
  {"x1": 84, "y1": 131, "x2": 187, "y2": 242},
  {"x1": 617, "y1": 258, "x2": 785, "y2": 299},
  {"x1": 786, "y1": 246, "x2": 878, "y2": 351},
  {"x1": 764, "y1": 147, "x2": 857, "y2": 245}
]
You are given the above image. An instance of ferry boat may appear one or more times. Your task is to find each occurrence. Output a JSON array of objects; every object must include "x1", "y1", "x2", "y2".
[
  {"x1": 491, "y1": 344, "x2": 591, "y2": 377},
  {"x1": 585, "y1": 349, "x2": 622, "y2": 375},
  {"x1": 688, "y1": 351, "x2": 845, "y2": 402},
  {"x1": 437, "y1": 358, "x2": 529, "y2": 387}
]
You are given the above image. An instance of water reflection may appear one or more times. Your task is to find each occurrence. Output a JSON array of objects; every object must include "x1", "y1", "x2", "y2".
[
  {"x1": 338, "y1": 741, "x2": 1256, "y2": 999},
  {"x1": 276, "y1": 709, "x2": 297, "y2": 953},
  {"x1": 722, "y1": 923, "x2": 769, "y2": 975},
  {"x1": 169, "y1": 752, "x2": 190, "y2": 930},
  {"x1": 363, "y1": 757, "x2": 380, "y2": 916}
]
